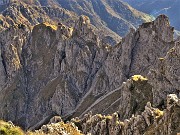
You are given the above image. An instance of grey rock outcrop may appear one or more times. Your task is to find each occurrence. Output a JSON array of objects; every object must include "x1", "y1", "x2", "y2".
[
  {"x1": 0, "y1": 0, "x2": 76, "y2": 29},
  {"x1": 0, "y1": 15, "x2": 109, "y2": 128},
  {"x1": 99, "y1": 15, "x2": 174, "y2": 95},
  {"x1": 34, "y1": 117, "x2": 82, "y2": 135},
  {"x1": 73, "y1": 94, "x2": 180, "y2": 135},
  {"x1": 148, "y1": 37, "x2": 180, "y2": 107},
  {"x1": 8, "y1": 0, "x2": 153, "y2": 43},
  {"x1": 70, "y1": 14, "x2": 178, "y2": 122},
  {"x1": 0, "y1": 0, "x2": 122, "y2": 46},
  {"x1": 53, "y1": 0, "x2": 153, "y2": 37}
]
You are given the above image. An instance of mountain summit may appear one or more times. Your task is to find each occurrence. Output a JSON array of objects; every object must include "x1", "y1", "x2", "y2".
[{"x1": 123, "y1": 0, "x2": 180, "y2": 31}]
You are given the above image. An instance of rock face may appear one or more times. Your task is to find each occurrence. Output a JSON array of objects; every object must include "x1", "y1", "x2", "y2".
[
  {"x1": 0, "y1": 14, "x2": 108, "y2": 128},
  {"x1": 5, "y1": 0, "x2": 153, "y2": 39},
  {"x1": 0, "y1": 4, "x2": 178, "y2": 128},
  {"x1": 0, "y1": 0, "x2": 123, "y2": 46},
  {"x1": 1, "y1": 93, "x2": 180, "y2": 135},
  {"x1": 101, "y1": 14, "x2": 174, "y2": 93},
  {"x1": 75, "y1": 15, "x2": 178, "y2": 120},
  {"x1": 53, "y1": 0, "x2": 153, "y2": 38},
  {"x1": 75, "y1": 75, "x2": 152, "y2": 121},
  {"x1": 0, "y1": 13, "x2": 179, "y2": 131},
  {"x1": 72, "y1": 94, "x2": 180, "y2": 135},
  {"x1": 122, "y1": 14, "x2": 174, "y2": 77},
  {"x1": 34, "y1": 117, "x2": 82, "y2": 135},
  {"x1": 0, "y1": 1, "x2": 179, "y2": 133},
  {"x1": 148, "y1": 37, "x2": 180, "y2": 107},
  {"x1": 0, "y1": 0, "x2": 76, "y2": 29}
]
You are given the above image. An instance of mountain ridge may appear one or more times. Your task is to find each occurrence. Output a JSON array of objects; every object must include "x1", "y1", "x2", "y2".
[
  {"x1": 123, "y1": 0, "x2": 180, "y2": 31},
  {"x1": 0, "y1": 0, "x2": 154, "y2": 45},
  {"x1": 50, "y1": 0, "x2": 153, "y2": 37},
  {"x1": 0, "y1": 1, "x2": 179, "y2": 134}
]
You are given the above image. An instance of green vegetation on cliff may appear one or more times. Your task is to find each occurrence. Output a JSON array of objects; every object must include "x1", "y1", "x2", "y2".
[{"x1": 0, "y1": 120, "x2": 24, "y2": 135}]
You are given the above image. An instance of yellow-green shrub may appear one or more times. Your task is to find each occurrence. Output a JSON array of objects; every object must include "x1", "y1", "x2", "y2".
[
  {"x1": 132, "y1": 75, "x2": 148, "y2": 81},
  {"x1": 0, "y1": 120, "x2": 24, "y2": 135}
]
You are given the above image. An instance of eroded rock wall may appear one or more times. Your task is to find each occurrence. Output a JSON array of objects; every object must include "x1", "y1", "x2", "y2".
[
  {"x1": 0, "y1": 14, "x2": 179, "y2": 131},
  {"x1": 72, "y1": 94, "x2": 180, "y2": 135}
]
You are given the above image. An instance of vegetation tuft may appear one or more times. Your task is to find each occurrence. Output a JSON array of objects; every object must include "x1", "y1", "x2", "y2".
[{"x1": 0, "y1": 120, "x2": 24, "y2": 135}]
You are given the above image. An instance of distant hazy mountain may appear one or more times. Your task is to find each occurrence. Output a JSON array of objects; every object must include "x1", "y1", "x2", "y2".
[
  {"x1": 123, "y1": 0, "x2": 180, "y2": 31},
  {"x1": 53, "y1": 0, "x2": 152, "y2": 37}
]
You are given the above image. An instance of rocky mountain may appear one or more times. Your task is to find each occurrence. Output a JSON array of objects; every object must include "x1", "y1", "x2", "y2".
[
  {"x1": 123, "y1": 0, "x2": 180, "y2": 31},
  {"x1": 52, "y1": 0, "x2": 152, "y2": 37},
  {"x1": 0, "y1": 0, "x2": 153, "y2": 45},
  {"x1": 0, "y1": 0, "x2": 180, "y2": 135},
  {"x1": 1, "y1": 93, "x2": 180, "y2": 135},
  {"x1": 70, "y1": 94, "x2": 180, "y2": 135},
  {"x1": 0, "y1": 0, "x2": 77, "y2": 29},
  {"x1": 0, "y1": 0, "x2": 118, "y2": 46}
]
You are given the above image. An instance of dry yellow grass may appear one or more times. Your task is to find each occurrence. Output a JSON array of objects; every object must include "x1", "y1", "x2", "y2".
[
  {"x1": 0, "y1": 120, "x2": 24, "y2": 135},
  {"x1": 43, "y1": 22, "x2": 57, "y2": 30},
  {"x1": 27, "y1": 122, "x2": 83, "y2": 135},
  {"x1": 154, "y1": 109, "x2": 164, "y2": 119},
  {"x1": 159, "y1": 58, "x2": 165, "y2": 61},
  {"x1": 59, "y1": 122, "x2": 82, "y2": 135},
  {"x1": 132, "y1": 75, "x2": 148, "y2": 81},
  {"x1": 105, "y1": 115, "x2": 112, "y2": 120}
]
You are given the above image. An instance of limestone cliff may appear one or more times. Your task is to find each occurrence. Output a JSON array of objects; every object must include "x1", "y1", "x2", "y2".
[
  {"x1": 0, "y1": 0, "x2": 76, "y2": 28},
  {"x1": 0, "y1": 13, "x2": 179, "y2": 132},
  {"x1": 0, "y1": 1, "x2": 179, "y2": 133},
  {"x1": 70, "y1": 94, "x2": 180, "y2": 135},
  {"x1": 1, "y1": 94, "x2": 179, "y2": 134},
  {"x1": 74, "y1": 15, "x2": 179, "y2": 122},
  {"x1": 0, "y1": 0, "x2": 123, "y2": 46},
  {"x1": 53, "y1": 0, "x2": 153, "y2": 37}
]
